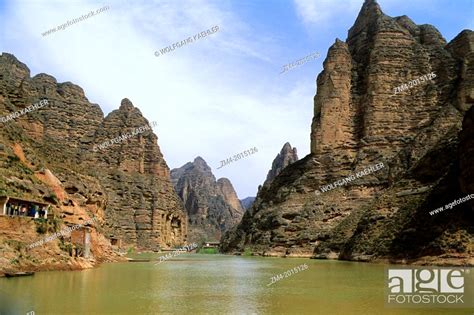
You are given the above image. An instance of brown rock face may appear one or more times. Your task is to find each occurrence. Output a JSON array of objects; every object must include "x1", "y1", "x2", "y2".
[
  {"x1": 89, "y1": 98, "x2": 187, "y2": 249},
  {"x1": 221, "y1": 0, "x2": 474, "y2": 263},
  {"x1": 237, "y1": 143, "x2": 298, "y2": 213},
  {"x1": 0, "y1": 52, "x2": 187, "y2": 265},
  {"x1": 460, "y1": 106, "x2": 474, "y2": 199},
  {"x1": 171, "y1": 157, "x2": 244, "y2": 242},
  {"x1": 217, "y1": 178, "x2": 244, "y2": 213},
  {"x1": 263, "y1": 142, "x2": 298, "y2": 187}
]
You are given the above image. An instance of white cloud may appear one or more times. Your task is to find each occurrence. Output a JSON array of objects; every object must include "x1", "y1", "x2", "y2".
[
  {"x1": 293, "y1": 0, "x2": 362, "y2": 26},
  {"x1": 292, "y1": 0, "x2": 439, "y2": 30},
  {"x1": 1, "y1": 0, "x2": 314, "y2": 198},
  {"x1": 4, "y1": 0, "x2": 468, "y2": 200}
]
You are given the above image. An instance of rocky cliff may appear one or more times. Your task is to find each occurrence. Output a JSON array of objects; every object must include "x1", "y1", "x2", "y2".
[
  {"x1": 239, "y1": 143, "x2": 298, "y2": 211},
  {"x1": 171, "y1": 157, "x2": 244, "y2": 241},
  {"x1": 0, "y1": 53, "x2": 187, "y2": 274},
  {"x1": 221, "y1": 0, "x2": 473, "y2": 264},
  {"x1": 88, "y1": 98, "x2": 187, "y2": 250},
  {"x1": 262, "y1": 142, "x2": 298, "y2": 187},
  {"x1": 217, "y1": 178, "x2": 243, "y2": 212}
]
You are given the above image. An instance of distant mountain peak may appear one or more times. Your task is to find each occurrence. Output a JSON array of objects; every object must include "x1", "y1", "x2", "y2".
[
  {"x1": 170, "y1": 156, "x2": 244, "y2": 241},
  {"x1": 263, "y1": 142, "x2": 298, "y2": 187}
]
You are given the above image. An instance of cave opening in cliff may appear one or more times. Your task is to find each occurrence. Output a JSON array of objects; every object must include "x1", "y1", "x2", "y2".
[{"x1": 0, "y1": 196, "x2": 50, "y2": 219}]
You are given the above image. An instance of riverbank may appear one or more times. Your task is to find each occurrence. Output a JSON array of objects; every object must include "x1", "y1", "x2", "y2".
[
  {"x1": 226, "y1": 248, "x2": 474, "y2": 267},
  {"x1": 0, "y1": 215, "x2": 124, "y2": 277},
  {"x1": 0, "y1": 247, "x2": 126, "y2": 278}
]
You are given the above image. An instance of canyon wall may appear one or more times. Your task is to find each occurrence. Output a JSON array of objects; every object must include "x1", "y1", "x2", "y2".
[
  {"x1": 221, "y1": 0, "x2": 473, "y2": 264},
  {"x1": 0, "y1": 53, "x2": 187, "y2": 274}
]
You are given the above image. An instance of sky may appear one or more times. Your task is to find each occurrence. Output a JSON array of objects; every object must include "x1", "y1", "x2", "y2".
[{"x1": 0, "y1": 0, "x2": 473, "y2": 199}]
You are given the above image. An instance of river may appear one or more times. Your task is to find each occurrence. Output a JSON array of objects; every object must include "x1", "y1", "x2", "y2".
[{"x1": 0, "y1": 254, "x2": 470, "y2": 314}]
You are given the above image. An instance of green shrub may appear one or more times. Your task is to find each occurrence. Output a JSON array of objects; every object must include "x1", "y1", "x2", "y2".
[
  {"x1": 8, "y1": 155, "x2": 20, "y2": 163},
  {"x1": 243, "y1": 247, "x2": 252, "y2": 256},
  {"x1": 59, "y1": 241, "x2": 73, "y2": 255},
  {"x1": 35, "y1": 218, "x2": 48, "y2": 234},
  {"x1": 6, "y1": 240, "x2": 25, "y2": 251},
  {"x1": 47, "y1": 216, "x2": 61, "y2": 233},
  {"x1": 198, "y1": 247, "x2": 218, "y2": 254},
  {"x1": 44, "y1": 193, "x2": 59, "y2": 204}
]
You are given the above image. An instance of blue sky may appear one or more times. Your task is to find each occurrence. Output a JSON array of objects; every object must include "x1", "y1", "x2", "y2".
[{"x1": 0, "y1": 0, "x2": 473, "y2": 198}]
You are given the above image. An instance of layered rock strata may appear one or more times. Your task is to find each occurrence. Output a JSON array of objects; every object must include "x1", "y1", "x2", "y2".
[
  {"x1": 0, "y1": 53, "x2": 187, "y2": 274},
  {"x1": 221, "y1": 0, "x2": 473, "y2": 264}
]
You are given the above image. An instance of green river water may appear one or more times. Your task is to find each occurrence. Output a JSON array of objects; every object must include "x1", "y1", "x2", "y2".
[{"x1": 0, "y1": 254, "x2": 472, "y2": 315}]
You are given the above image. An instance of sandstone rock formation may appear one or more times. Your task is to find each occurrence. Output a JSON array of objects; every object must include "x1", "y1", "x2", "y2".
[
  {"x1": 263, "y1": 142, "x2": 298, "y2": 187},
  {"x1": 221, "y1": 0, "x2": 473, "y2": 264},
  {"x1": 0, "y1": 53, "x2": 187, "y2": 274},
  {"x1": 238, "y1": 143, "x2": 298, "y2": 212},
  {"x1": 171, "y1": 157, "x2": 244, "y2": 241},
  {"x1": 217, "y1": 178, "x2": 243, "y2": 212},
  {"x1": 89, "y1": 98, "x2": 187, "y2": 250}
]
